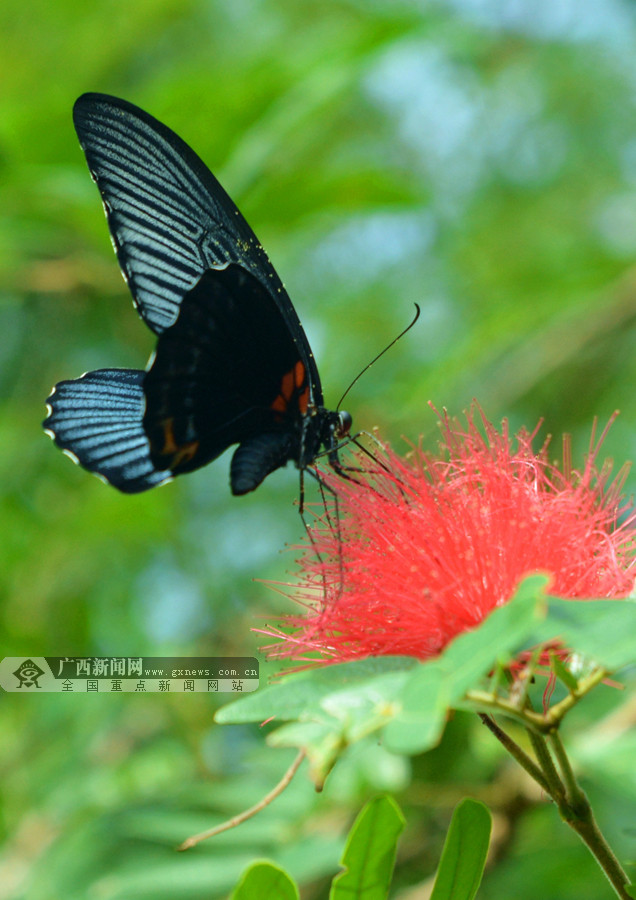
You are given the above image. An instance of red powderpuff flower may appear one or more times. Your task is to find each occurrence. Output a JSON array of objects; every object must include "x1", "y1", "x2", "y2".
[{"x1": 264, "y1": 408, "x2": 636, "y2": 664}]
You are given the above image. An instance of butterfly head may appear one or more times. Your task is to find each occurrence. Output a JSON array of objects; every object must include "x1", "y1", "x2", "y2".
[
  {"x1": 336, "y1": 410, "x2": 352, "y2": 439},
  {"x1": 319, "y1": 407, "x2": 352, "y2": 452}
]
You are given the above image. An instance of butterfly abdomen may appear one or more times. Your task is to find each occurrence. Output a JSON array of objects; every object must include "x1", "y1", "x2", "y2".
[{"x1": 230, "y1": 432, "x2": 295, "y2": 495}]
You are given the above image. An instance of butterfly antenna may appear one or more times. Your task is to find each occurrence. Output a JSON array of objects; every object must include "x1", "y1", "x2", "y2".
[{"x1": 336, "y1": 303, "x2": 421, "y2": 411}]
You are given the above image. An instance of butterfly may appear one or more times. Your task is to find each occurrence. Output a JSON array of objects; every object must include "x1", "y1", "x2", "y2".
[{"x1": 44, "y1": 93, "x2": 352, "y2": 498}]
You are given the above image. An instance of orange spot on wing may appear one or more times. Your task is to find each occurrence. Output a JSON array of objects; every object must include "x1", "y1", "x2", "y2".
[
  {"x1": 293, "y1": 360, "x2": 305, "y2": 387},
  {"x1": 159, "y1": 418, "x2": 178, "y2": 455},
  {"x1": 171, "y1": 441, "x2": 200, "y2": 469},
  {"x1": 156, "y1": 418, "x2": 200, "y2": 468},
  {"x1": 270, "y1": 361, "x2": 309, "y2": 416}
]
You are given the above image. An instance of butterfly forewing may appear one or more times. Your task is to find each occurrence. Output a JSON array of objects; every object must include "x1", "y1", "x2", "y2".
[{"x1": 73, "y1": 94, "x2": 315, "y2": 360}]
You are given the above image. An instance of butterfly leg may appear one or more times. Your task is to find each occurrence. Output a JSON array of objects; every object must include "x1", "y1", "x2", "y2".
[
  {"x1": 327, "y1": 431, "x2": 413, "y2": 506},
  {"x1": 300, "y1": 468, "x2": 346, "y2": 602}
]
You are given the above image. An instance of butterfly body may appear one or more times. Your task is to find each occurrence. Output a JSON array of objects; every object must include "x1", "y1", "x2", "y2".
[{"x1": 44, "y1": 94, "x2": 351, "y2": 495}]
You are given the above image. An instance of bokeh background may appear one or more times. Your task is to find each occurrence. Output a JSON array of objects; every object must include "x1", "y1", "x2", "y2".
[{"x1": 2, "y1": 1, "x2": 636, "y2": 898}]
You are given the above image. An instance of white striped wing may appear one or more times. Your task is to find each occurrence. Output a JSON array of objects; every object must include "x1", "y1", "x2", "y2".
[
  {"x1": 44, "y1": 368, "x2": 169, "y2": 493},
  {"x1": 73, "y1": 93, "x2": 286, "y2": 334}
]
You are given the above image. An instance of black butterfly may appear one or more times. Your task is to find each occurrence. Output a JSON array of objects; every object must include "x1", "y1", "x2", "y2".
[{"x1": 44, "y1": 93, "x2": 352, "y2": 497}]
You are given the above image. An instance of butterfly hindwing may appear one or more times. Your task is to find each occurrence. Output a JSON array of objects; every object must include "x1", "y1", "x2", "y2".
[
  {"x1": 143, "y1": 265, "x2": 312, "y2": 488},
  {"x1": 44, "y1": 369, "x2": 169, "y2": 493}
]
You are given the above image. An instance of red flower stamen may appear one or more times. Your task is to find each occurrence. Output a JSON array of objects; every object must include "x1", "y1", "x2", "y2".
[{"x1": 263, "y1": 407, "x2": 636, "y2": 665}]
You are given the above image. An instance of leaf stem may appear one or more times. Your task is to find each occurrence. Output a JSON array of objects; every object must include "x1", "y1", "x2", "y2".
[
  {"x1": 524, "y1": 727, "x2": 565, "y2": 802},
  {"x1": 476, "y1": 699, "x2": 632, "y2": 898},
  {"x1": 478, "y1": 714, "x2": 550, "y2": 793},
  {"x1": 465, "y1": 690, "x2": 546, "y2": 730},
  {"x1": 547, "y1": 731, "x2": 631, "y2": 900},
  {"x1": 548, "y1": 730, "x2": 585, "y2": 809},
  {"x1": 541, "y1": 668, "x2": 608, "y2": 728},
  {"x1": 465, "y1": 666, "x2": 608, "y2": 732},
  {"x1": 178, "y1": 749, "x2": 306, "y2": 850}
]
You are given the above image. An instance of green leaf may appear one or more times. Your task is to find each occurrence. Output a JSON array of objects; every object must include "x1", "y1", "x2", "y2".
[
  {"x1": 549, "y1": 651, "x2": 579, "y2": 691},
  {"x1": 215, "y1": 657, "x2": 417, "y2": 725},
  {"x1": 330, "y1": 796, "x2": 405, "y2": 900},
  {"x1": 217, "y1": 661, "x2": 416, "y2": 782},
  {"x1": 216, "y1": 576, "x2": 636, "y2": 773},
  {"x1": 271, "y1": 668, "x2": 414, "y2": 783},
  {"x1": 538, "y1": 596, "x2": 636, "y2": 670},
  {"x1": 380, "y1": 662, "x2": 448, "y2": 755},
  {"x1": 267, "y1": 720, "x2": 345, "y2": 786},
  {"x1": 440, "y1": 574, "x2": 550, "y2": 698},
  {"x1": 384, "y1": 576, "x2": 549, "y2": 754},
  {"x1": 231, "y1": 861, "x2": 299, "y2": 900},
  {"x1": 429, "y1": 799, "x2": 492, "y2": 900}
]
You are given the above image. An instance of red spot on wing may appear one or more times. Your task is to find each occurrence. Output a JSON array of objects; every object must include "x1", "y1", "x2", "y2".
[{"x1": 270, "y1": 360, "x2": 309, "y2": 417}]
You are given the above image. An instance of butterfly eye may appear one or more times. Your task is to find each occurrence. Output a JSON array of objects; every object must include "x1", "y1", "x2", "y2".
[{"x1": 338, "y1": 411, "x2": 352, "y2": 437}]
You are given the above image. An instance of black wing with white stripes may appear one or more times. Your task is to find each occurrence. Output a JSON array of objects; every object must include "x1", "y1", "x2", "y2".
[
  {"x1": 44, "y1": 369, "x2": 169, "y2": 493},
  {"x1": 72, "y1": 92, "x2": 314, "y2": 365}
]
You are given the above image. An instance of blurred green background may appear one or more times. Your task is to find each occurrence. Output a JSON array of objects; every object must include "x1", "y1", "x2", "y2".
[{"x1": 2, "y1": 1, "x2": 636, "y2": 898}]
